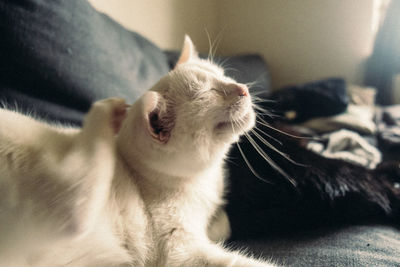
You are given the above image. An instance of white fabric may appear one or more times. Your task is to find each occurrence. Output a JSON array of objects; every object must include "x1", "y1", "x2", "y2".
[{"x1": 307, "y1": 129, "x2": 381, "y2": 169}]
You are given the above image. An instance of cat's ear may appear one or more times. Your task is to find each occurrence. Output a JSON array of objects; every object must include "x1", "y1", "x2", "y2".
[
  {"x1": 141, "y1": 91, "x2": 173, "y2": 144},
  {"x1": 176, "y1": 35, "x2": 198, "y2": 66}
]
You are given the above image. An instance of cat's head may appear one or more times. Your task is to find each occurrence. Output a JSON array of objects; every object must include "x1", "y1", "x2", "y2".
[{"x1": 118, "y1": 36, "x2": 255, "y2": 177}]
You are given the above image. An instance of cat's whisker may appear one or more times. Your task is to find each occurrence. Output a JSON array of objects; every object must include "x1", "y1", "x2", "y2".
[
  {"x1": 223, "y1": 155, "x2": 237, "y2": 165},
  {"x1": 256, "y1": 118, "x2": 318, "y2": 141},
  {"x1": 251, "y1": 90, "x2": 272, "y2": 97},
  {"x1": 251, "y1": 99, "x2": 272, "y2": 105},
  {"x1": 250, "y1": 129, "x2": 307, "y2": 167},
  {"x1": 254, "y1": 112, "x2": 280, "y2": 120},
  {"x1": 236, "y1": 141, "x2": 273, "y2": 184},
  {"x1": 251, "y1": 102, "x2": 269, "y2": 107},
  {"x1": 251, "y1": 95, "x2": 274, "y2": 103},
  {"x1": 252, "y1": 103, "x2": 271, "y2": 110},
  {"x1": 245, "y1": 81, "x2": 258, "y2": 88},
  {"x1": 251, "y1": 101, "x2": 264, "y2": 107},
  {"x1": 212, "y1": 30, "x2": 224, "y2": 59},
  {"x1": 251, "y1": 104, "x2": 276, "y2": 116},
  {"x1": 252, "y1": 105, "x2": 276, "y2": 119},
  {"x1": 250, "y1": 129, "x2": 285, "y2": 153},
  {"x1": 229, "y1": 117, "x2": 272, "y2": 184},
  {"x1": 254, "y1": 112, "x2": 275, "y2": 118},
  {"x1": 224, "y1": 68, "x2": 240, "y2": 73},
  {"x1": 205, "y1": 28, "x2": 225, "y2": 63},
  {"x1": 231, "y1": 116, "x2": 244, "y2": 135},
  {"x1": 205, "y1": 29, "x2": 214, "y2": 62},
  {"x1": 247, "y1": 84, "x2": 267, "y2": 92},
  {"x1": 252, "y1": 105, "x2": 272, "y2": 115},
  {"x1": 230, "y1": 115, "x2": 238, "y2": 133},
  {"x1": 253, "y1": 126, "x2": 283, "y2": 145},
  {"x1": 244, "y1": 132, "x2": 297, "y2": 186},
  {"x1": 246, "y1": 73, "x2": 271, "y2": 91},
  {"x1": 214, "y1": 57, "x2": 231, "y2": 70}
]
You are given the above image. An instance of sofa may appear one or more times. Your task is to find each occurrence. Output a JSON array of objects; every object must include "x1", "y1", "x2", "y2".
[{"x1": 1, "y1": 0, "x2": 400, "y2": 266}]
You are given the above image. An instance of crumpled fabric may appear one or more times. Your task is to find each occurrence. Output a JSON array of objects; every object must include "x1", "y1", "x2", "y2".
[
  {"x1": 307, "y1": 129, "x2": 381, "y2": 169},
  {"x1": 377, "y1": 105, "x2": 400, "y2": 148},
  {"x1": 301, "y1": 105, "x2": 376, "y2": 135}
]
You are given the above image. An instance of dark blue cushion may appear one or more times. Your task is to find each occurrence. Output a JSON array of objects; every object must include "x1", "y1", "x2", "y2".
[{"x1": 0, "y1": 0, "x2": 169, "y2": 125}]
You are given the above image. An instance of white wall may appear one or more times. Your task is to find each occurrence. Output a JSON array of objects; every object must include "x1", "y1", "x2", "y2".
[
  {"x1": 88, "y1": 0, "x2": 377, "y2": 89},
  {"x1": 217, "y1": 0, "x2": 376, "y2": 88},
  {"x1": 87, "y1": 0, "x2": 218, "y2": 54}
]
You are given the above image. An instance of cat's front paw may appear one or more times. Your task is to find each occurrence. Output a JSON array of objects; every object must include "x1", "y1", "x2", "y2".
[
  {"x1": 92, "y1": 97, "x2": 129, "y2": 134},
  {"x1": 84, "y1": 98, "x2": 129, "y2": 136},
  {"x1": 187, "y1": 244, "x2": 279, "y2": 267},
  {"x1": 228, "y1": 256, "x2": 279, "y2": 267}
]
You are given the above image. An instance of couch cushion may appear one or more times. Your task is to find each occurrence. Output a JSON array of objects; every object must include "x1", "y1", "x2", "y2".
[
  {"x1": 232, "y1": 224, "x2": 400, "y2": 266},
  {"x1": 0, "y1": 0, "x2": 169, "y2": 125}
]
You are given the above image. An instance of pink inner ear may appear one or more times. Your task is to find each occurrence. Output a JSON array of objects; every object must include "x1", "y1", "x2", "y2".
[
  {"x1": 140, "y1": 91, "x2": 161, "y2": 140},
  {"x1": 140, "y1": 91, "x2": 170, "y2": 144},
  {"x1": 158, "y1": 131, "x2": 169, "y2": 143},
  {"x1": 148, "y1": 110, "x2": 160, "y2": 140},
  {"x1": 148, "y1": 110, "x2": 170, "y2": 144},
  {"x1": 176, "y1": 35, "x2": 198, "y2": 66}
]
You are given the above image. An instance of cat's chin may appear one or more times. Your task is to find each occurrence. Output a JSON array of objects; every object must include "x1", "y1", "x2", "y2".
[{"x1": 215, "y1": 110, "x2": 255, "y2": 136}]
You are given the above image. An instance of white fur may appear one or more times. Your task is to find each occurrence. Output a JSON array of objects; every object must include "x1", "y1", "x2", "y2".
[{"x1": 0, "y1": 36, "x2": 276, "y2": 266}]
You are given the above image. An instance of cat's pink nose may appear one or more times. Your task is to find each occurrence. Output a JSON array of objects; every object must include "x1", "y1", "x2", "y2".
[{"x1": 236, "y1": 84, "x2": 249, "y2": 96}]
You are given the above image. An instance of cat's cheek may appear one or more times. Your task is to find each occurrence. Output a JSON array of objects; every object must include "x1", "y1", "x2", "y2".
[
  {"x1": 246, "y1": 110, "x2": 256, "y2": 131},
  {"x1": 215, "y1": 131, "x2": 240, "y2": 144}
]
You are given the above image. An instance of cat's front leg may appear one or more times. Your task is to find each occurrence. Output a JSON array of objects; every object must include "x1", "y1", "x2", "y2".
[
  {"x1": 32, "y1": 97, "x2": 128, "y2": 237},
  {"x1": 0, "y1": 98, "x2": 128, "y2": 261},
  {"x1": 161, "y1": 233, "x2": 277, "y2": 267},
  {"x1": 165, "y1": 242, "x2": 277, "y2": 267},
  {"x1": 196, "y1": 243, "x2": 277, "y2": 267},
  {"x1": 34, "y1": 98, "x2": 128, "y2": 237},
  {"x1": 62, "y1": 97, "x2": 128, "y2": 235}
]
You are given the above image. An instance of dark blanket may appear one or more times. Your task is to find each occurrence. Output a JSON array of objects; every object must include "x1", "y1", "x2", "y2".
[{"x1": 269, "y1": 78, "x2": 349, "y2": 123}]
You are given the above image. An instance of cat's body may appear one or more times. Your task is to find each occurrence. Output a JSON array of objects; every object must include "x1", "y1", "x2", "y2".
[{"x1": 0, "y1": 37, "x2": 273, "y2": 266}]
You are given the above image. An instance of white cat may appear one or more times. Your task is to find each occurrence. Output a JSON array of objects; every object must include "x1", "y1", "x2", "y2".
[{"x1": 0, "y1": 36, "x2": 276, "y2": 266}]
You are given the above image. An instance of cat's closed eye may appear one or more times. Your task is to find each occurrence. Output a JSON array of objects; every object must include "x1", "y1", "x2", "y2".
[{"x1": 210, "y1": 87, "x2": 227, "y2": 97}]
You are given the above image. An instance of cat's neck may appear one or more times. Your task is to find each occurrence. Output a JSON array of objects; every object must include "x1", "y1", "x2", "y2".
[
  {"x1": 113, "y1": 148, "x2": 224, "y2": 237},
  {"x1": 117, "y1": 144, "x2": 226, "y2": 188},
  {"x1": 115, "y1": 147, "x2": 225, "y2": 205}
]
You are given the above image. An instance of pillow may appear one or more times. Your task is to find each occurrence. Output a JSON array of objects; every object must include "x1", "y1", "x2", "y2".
[{"x1": 0, "y1": 0, "x2": 169, "y2": 125}]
